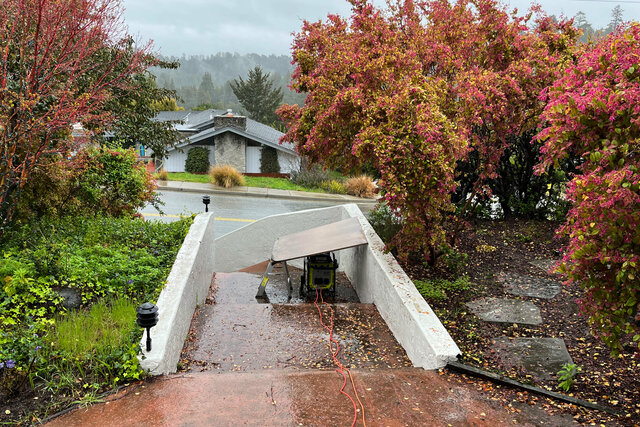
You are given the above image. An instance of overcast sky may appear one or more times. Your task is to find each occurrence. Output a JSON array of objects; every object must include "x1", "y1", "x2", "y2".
[{"x1": 122, "y1": 0, "x2": 640, "y2": 57}]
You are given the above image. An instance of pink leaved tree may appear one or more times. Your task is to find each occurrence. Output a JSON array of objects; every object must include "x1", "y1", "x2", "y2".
[{"x1": 537, "y1": 23, "x2": 640, "y2": 354}]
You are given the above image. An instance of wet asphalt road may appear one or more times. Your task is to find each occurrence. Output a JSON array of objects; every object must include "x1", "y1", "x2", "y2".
[{"x1": 140, "y1": 190, "x2": 351, "y2": 237}]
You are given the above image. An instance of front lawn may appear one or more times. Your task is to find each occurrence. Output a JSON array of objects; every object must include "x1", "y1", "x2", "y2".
[{"x1": 164, "y1": 172, "x2": 327, "y2": 193}]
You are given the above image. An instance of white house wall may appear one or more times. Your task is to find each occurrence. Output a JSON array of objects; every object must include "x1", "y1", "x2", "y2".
[
  {"x1": 164, "y1": 145, "x2": 215, "y2": 173},
  {"x1": 278, "y1": 151, "x2": 300, "y2": 174}
]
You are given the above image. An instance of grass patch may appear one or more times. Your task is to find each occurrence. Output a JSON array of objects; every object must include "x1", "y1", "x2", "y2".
[
  {"x1": 50, "y1": 298, "x2": 137, "y2": 356},
  {"x1": 166, "y1": 172, "x2": 210, "y2": 183},
  {"x1": 243, "y1": 176, "x2": 323, "y2": 192},
  {"x1": 166, "y1": 172, "x2": 328, "y2": 193}
]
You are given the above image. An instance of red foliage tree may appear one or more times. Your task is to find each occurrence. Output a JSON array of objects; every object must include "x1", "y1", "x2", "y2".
[
  {"x1": 537, "y1": 23, "x2": 640, "y2": 353},
  {"x1": 0, "y1": 0, "x2": 149, "y2": 233},
  {"x1": 279, "y1": 0, "x2": 579, "y2": 259}
]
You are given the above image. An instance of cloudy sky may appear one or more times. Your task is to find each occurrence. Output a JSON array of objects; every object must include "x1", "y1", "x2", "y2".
[{"x1": 122, "y1": 0, "x2": 640, "y2": 57}]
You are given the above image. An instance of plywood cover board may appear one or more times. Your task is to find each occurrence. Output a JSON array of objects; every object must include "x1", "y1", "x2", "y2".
[{"x1": 271, "y1": 217, "x2": 367, "y2": 262}]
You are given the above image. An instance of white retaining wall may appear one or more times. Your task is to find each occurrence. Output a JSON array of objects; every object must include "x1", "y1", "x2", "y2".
[
  {"x1": 139, "y1": 212, "x2": 215, "y2": 375},
  {"x1": 337, "y1": 204, "x2": 460, "y2": 369}
]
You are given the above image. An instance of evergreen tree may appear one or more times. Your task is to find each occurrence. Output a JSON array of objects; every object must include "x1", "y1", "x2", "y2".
[
  {"x1": 574, "y1": 11, "x2": 597, "y2": 43},
  {"x1": 606, "y1": 5, "x2": 625, "y2": 34},
  {"x1": 230, "y1": 66, "x2": 283, "y2": 126},
  {"x1": 197, "y1": 72, "x2": 216, "y2": 106}
]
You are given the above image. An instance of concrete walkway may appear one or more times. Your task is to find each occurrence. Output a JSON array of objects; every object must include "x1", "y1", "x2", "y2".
[
  {"x1": 45, "y1": 263, "x2": 580, "y2": 426},
  {"x1": 45, "y1": 369, "x2": 575, "y2": 427},
  {"x1": 157, "y1": 180, "x2": 377, "y2": 204}
]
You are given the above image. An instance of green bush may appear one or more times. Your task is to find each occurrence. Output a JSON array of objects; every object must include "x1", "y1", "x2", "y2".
[
  {"x1": 185, "y1": 146, "x2": 211, "y2": 174},
  {"x1": 16, "y1": 147, "x2": 158, "y2": 221},
  {"x1": 439, "y1": 247, "x2": 469, "y2": 278},
  {"x1": 367, "y1": 203, "x2": 402, "y2": 245},
  {"x1": 260, "y1": 146, "x2": 281, "y2": 174},
  {"x1": 290, "y1": 164, "x2": 334, "y2": 188}
]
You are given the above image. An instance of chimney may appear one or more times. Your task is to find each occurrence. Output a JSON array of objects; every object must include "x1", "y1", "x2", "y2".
[{"x1": 214, "y1": 109, "x2": 246, "y2": 131}]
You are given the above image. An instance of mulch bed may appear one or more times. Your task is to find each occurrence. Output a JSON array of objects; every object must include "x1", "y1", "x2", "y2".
[{"x1": 403, "y1": 218, "x2": 640, "y2": 425}]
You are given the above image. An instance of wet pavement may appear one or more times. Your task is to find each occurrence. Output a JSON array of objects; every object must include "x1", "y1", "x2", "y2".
[
  {"x1": 182, "y1": 268, "x2": 411, "y2": 372},
  {"x1": 45, "y1": 266, "x2": 581, "y2": 426},
  {"x1": 46, "y1": 369, "x2": 567, "y2": 427}
]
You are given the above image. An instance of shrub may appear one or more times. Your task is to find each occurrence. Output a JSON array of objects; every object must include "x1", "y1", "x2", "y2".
[
  {"x1": 260, "y1": 146, "x2": 281, "y2": 174},
  {"x1": 185, "y1": 147, "x2": 210, "y2": 174},
  {"x1": 344, "y1": 175, "x2": 376, "y2": 198},
  {"x1": 290, "y1": 164, "x2": 334, "y2": 188},
  {"x1": 17, "y1": 147, "x2": 158, "y2": 221},
  {"x1": 155, "y1": 168, "x2": 169, "y2": 181},
  {"x1": 322, "y1": 180, "x2": 347, "y2": 194},
  {"x1": 367, "y1": 203, "x2": 402, "y2": 245},
  {"x1": 536, "y1": 24, "x2": 640, "y2": 354},
  {"x1": 209, "y1": 165, "x2": 245, "y2": 188}
]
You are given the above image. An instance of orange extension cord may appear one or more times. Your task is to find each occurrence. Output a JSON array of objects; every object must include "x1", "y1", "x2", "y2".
[{"x1": 314, "y1": 287, "x2": 367, "y2": 427}]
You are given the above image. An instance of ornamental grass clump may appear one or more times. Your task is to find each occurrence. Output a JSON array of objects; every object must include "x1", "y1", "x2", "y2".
[
  {"x1": 155, "y1": 168, "x2": 169, "y2": 181},
  {"x1": 344, "y1": 175, "x2": 376, "y2": 198},
  {"x1": 50, "y1": 298, "x2": 137, "y2": 357},
  {"x1": 209, "y1": 165, "x2": 245, "y2": 188}
]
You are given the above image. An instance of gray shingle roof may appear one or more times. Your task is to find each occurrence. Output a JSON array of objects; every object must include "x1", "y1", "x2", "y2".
[{"x1": 157, "y1": 109, "x2": 295, "y2": 154}]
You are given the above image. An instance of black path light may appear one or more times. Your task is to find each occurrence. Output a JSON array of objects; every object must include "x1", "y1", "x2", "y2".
[
  {"x1": 202, "y1": 195, "x2": 211, "y2": 212},
  {"x1": 137, "y1": 302, "x2": 159, "y2": 352}
]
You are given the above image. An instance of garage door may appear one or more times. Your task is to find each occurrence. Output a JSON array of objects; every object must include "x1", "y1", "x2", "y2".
[{"x1": 246, "y1": 146, "x2": 261, "y2": 173}]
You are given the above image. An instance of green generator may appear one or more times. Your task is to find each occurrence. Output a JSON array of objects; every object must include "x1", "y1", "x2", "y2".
[{"x1": 300, "y1": 252, "x2": 338, "y2": 297}]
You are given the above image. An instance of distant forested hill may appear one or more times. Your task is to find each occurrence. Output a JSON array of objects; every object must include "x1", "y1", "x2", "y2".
[{"x1": 151, "y1": 52, "x2": 305, "y2": 113}]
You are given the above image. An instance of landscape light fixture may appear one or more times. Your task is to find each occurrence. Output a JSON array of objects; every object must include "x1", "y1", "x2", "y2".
[
  {"x1": 136, "y1": 302, "x2": 159, "y2": 352},
  {"x1": 202, "y1": 195, "x2": 211, "y2": 212}
]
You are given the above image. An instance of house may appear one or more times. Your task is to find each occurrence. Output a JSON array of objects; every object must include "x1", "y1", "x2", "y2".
[{"x1": 153, "y1": 109, "x2": 300, "y2": 174}]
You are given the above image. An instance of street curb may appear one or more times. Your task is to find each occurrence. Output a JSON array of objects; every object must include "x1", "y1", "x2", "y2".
[{"x1": 157, "y1": 184, "x2": 377, "y2": 204}]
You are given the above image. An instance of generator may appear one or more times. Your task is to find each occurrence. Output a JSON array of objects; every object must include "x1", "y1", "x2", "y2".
[{"x1": 300, "y1": 252, "x2": 338, "y2": 297}]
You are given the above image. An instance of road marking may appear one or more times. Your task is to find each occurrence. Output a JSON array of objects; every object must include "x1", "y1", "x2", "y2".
[
  {"x1": 216, "y1": 217, "x2": 256, "y2": 223},
  {"x1": 141, "y1": 213, "x2": 256, "y2": 223}
]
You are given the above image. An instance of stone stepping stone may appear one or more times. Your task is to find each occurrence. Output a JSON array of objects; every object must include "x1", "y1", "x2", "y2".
[
  {"x1": 498, "y1": 271, "x2": 561, "y2": 299},
  {"x1": 465, "y1": 298, "x2": 542, "y2": 325},
  {"x1": 529, "y1": 259, "x2": 559, "y2": 274},
  {"x1": 491, "y1": 337, "x2": 573, "y2": 381}
]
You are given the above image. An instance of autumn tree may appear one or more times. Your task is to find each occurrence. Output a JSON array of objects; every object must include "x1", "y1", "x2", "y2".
[
  {"x1": 231, "y1": 66, "x2": 283, "y2": 126},
  {"x1": 279, "y1": 0, "x2": 579, "y2": 258},
  {"x1": 537, "y1": 23, "x2": 640, "y2": 354},
  {"x1": 0, "y1": 0, "x2": 150, "y2": 234},
  {"x1": 151, "y1": 97, "x2": 184, "y2": 112}
]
